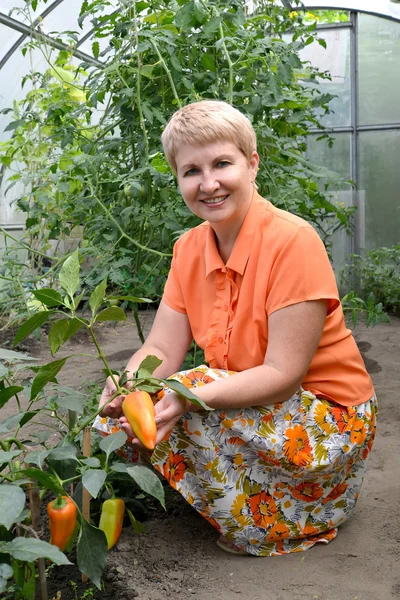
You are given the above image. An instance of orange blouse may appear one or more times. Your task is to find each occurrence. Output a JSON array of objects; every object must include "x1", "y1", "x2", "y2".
[{"x1": 162, "y1": 191, "x2": 374, "y2": 407}]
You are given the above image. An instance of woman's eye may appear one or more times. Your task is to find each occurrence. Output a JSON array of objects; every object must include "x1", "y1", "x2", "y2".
[
  {"x1": 217, "y1": 161, "x2": 230, "y2": 168},
  {"x1": 184, "y1": 168, "x2": 198, "y2": 176}
]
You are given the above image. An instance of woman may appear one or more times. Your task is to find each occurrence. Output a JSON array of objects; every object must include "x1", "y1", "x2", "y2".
[{"x1": 99, "y1": 100, "x2": 377, "y2": 556}]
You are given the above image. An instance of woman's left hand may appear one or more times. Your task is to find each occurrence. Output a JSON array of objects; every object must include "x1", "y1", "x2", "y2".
[{"x1": 119, "y1": 391, "x2": 191, "y2": 447}]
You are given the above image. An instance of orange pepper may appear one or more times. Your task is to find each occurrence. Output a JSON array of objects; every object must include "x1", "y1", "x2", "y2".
[
  {"x1": 122, "y1": 391, "x2": 157, "y2": 450},
  {"x1": 47, "y1": 495, "x2": 77, "y2": 551}
]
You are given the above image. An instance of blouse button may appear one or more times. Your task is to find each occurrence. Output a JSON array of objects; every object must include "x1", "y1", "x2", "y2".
[
  {"x1": 223, "y1": 305, "x2": 228, "y2": 311},
  {"x1": 218, "y1": 337, "x2": 223, "y2": 344}
]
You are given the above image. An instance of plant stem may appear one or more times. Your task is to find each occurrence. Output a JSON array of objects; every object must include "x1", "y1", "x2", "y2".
[
  {"x1": 219, "y1": 23, "x2": 234, "y2": 103},
  {"x1": 88, "y1": 326, "x2": 119, "y2": 389},
  {"x1": 132, "y1": 304, "x2": 145, "y2": 343},
  {"x1": 90, "y1": 191, "x2": 171, "y2": 257},
  {"x1": 149, "y1": 39, "x2": 181, "y2": 108}
]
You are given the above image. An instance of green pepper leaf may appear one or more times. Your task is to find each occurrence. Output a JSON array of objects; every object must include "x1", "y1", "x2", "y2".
[
  {"x1": 126, "y1": 508, "x2": 146, "y2": 534},
  {"x1": 0, "y1": 563, "x2": 13, "y2": 594},
  {"x1": 59, "y1": 249, "x2": 80, "y2": 297},
  {"x1": 13, "y1": 311, "x2": 51, "y2": 347},
  {"x1": 48, "y1": 319, "x2": 70, "y2": 355},
  {"x1": 136, "y1": 355, "x2": 163, "y2": 379},
  {"x1": 96, "y1": 307, "x2": 127, "y2": 322},
  {"x1": 99, "y1": 430, "x2": 127, "y2": 464},
  {"x1": 31, "y1": 288, "x2": 64, "y2": 307},
  {"x1": 82, "y1": 469, "x2": 107, "y2": 499},
  {"x1": 0, "y1": 485, "x2": 25, "y2": 530},
  {"x1": 126, "y1": 465, "x2": 165, "y2": 509},
  {"x1": 0, "y1": 386, "x2": 24, "y2": 409},
  {"x1": 0, "y1": 538, "x2": 71, "y2": 565},
  {"x1": 30, "y1": 358, "x2": 69, "y2": 400},
  {"x1": 89, "y1": 279, "x2": 107, "y2": 314},
  {"x1": 21, "y1": 468, "x2": 64, "y2": 495},
  {"x1": 159, "y1": 378, "x2": 210, "y2": 410},
  {"x1": 77, "y1": 520, "x2": 107, "y2": 589}
]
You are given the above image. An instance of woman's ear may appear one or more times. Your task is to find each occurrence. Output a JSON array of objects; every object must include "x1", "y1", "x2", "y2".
[{"x1": 249, "y1": 151, "x2": 260, "y2": 182}]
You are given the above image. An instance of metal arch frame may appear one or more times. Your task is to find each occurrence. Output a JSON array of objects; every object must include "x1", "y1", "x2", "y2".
[
  {"x1": 300, "y1": 1, "x2": 400, "y2": 23},
  {"x1": 0, "y1": 3, "x2": 102, "y2": 69}
]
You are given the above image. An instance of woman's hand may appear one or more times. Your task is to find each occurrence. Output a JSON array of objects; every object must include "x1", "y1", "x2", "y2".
[
  {"x1": 119, "y1": 391, "x2": 191, "y2": 447},
  {"x1": 99, "y1": 375, "x2": 125, "y2": 418}
]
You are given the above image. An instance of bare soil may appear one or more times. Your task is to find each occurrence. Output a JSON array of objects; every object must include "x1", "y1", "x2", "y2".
[{"x1": 2, "y1": 310, "x2": 400, "y2": 600}]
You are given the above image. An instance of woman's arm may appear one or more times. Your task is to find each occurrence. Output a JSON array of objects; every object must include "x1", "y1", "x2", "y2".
[
  {"x1": 187, "y1": 299, "x2": 328, "y2": 410},
  {"x1": 99, "y1": 301, "x2": 192, "y2": 416}
]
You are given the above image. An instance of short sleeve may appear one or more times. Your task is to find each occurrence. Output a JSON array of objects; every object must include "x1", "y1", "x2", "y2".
[
  {"x1": 265, "y1": 226, "x2": 340, "y2": 316},
  {"x1": 162, "y1": 239, "x2": 187, "y2": 314}
]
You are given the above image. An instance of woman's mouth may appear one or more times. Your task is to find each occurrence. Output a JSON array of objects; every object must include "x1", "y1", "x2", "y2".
[{"x1": 201, "y1": 194, "x2": 229, "y2": 206}]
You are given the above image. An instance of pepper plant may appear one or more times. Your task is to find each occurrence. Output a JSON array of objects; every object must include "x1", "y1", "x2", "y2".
[{"x1": 0, "y1": 249, "x2": 207, "y2": 594}]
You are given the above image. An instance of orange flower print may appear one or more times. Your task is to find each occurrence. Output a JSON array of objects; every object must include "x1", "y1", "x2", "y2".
[
  {"x1": 257, "y1": 450, "x2": 281, "y2": 468},
  {"x1": 314, "y1": 403, "x2": 334, "y2": 435},
  {"x1": 163, "y1": 451, "x2": 187, "y2": 487},
  {"x1": 266, "y1": 522, "x2": 291, "y2": 542},
  {"x1": 291, "y1": 481, "x2": 324, "y2": 502},
  {"x1": 247, "y1": 491, "x2": 277, "y2": 529},
  {"x1": 350, "y1": 418, "x2": 367, "y2": 445},
  {"x1": 180, "y1": 370, "x2": 214, "y2": 388},
  {"x1": 284, "y1": 425, "x2": 313, "y2": 467},
  {"x1": 331, "y1": 406, "x2": 350, "y2": 434},
  {"x1": 322, "y1": 482, "x2": 348, "y2": 504}
]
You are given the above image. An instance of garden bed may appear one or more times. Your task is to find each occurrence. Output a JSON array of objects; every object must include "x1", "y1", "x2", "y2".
[{"x1": 2, "y1": 313, "x2": 400, "y2": 600}]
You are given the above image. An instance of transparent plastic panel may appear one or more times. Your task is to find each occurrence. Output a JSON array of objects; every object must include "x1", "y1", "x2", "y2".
[
  {"x1": 306, "y1": 133, "x2": 352, "y2": 276},
  {"x1": 298, "y1": 28, "x2": 351, "y2": 128},
  {"x1": 358, "y1": 14, "x2": 400, "y2": 126},
  {"x1": 359, "y1": 131, "x2": 400, "y2": 251},
  {"x1": 0, "y1": 22, "x2": 21, "y2": 59}
]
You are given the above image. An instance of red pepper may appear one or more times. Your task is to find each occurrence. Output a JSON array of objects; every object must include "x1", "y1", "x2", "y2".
[
  {"x1": 47, "y1": 495, "x2": 77, "y2": 551},
  {"x1": 99, "y1": 498, "x2": 125, "y2": 549},
  {"x1": 122, "y1": 391, "x2": 157, "y2": 449}
]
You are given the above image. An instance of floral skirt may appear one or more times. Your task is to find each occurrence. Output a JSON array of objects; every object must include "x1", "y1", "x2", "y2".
[{"x1": 94, "y1": 365, "x2": 377, "y2": 557}]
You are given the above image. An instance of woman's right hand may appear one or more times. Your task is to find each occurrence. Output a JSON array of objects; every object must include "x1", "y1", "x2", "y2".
[{"x1": 99, "y1": 375, "x2": 125, "y2": 418}]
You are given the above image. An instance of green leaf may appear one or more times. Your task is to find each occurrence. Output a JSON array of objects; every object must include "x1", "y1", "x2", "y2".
[
  {"x1": 80, "y1": 457, "x2": 100, "y2": 468},
  {"x1": 31, "y1": 288, "x2": 64, "y2": 307},
  {"x1": 25, "y1": 449, "x2": 50, "y2": 469},
  {"x1": 92, "y1": 40, "x2": 100, "y2": 59},
  {"x1": 48, "y1": 319, "x2": 70, "y2": 355},
  {"x1": 0, "y1": 386, "x2": 24, "y2": 409},
  {"x1": 47, "y1": 446, "x2": 78, "y2": 463},
  {"x1": 77, "y1": 519, "x2": 108, "y2": 589},
  {"x1": 136, "y1": 355, "x2": 163, "y2": 379},
  {"x1": 82, "y1": 469, "x2": 107, "y2": 499},
  {"x1": 21, "y1": 468, "x2": 64, "y2": 495},
  {"x1": 0, "y1": 449, "x2": 23, "y2": 464},
  {"x1": 0, "y1": 538, "x2": 71, "y2": 565},
  {"x1": 89, "y1": 279, "x2": 107, "y2": 314},
  {"x1": 126, "y1": 508, "x2": 146, "y2": 534},
  {"x1": 126, "y1": 465, "x2": 165, "y2": 509},
  {"x1": 30, "y1": 357, "x2": 69, "y2": 400},
  {"x1": 99, "y1": 430, "x2": 127, "y2": 464},
  {"x1": 63, "y1": 318, "x2": 85, "y2": 343},
  {"x1": 0, "y1": 563, "x2": 13, "y2": 594},
  {"x1": 0, "y1": 485, "x2": 25, "y2": 529},
  {"x1": 107, "y1": 295, "x2": 152, "y2": 303},
  {"x1": 59, "y1": 249, "x2": 80, "y2": 297},
  {"x1": 13, "y1": 311, "x2": 51, "y2": 347},
  {"x1": 160, "y1": 378, "x2": 210, "y2": 410},
  {"x1": 110, "y1": 462, "x2": 128, "y2": 473},
  {"x1": 141, "y1": 64, "x2": 155, "y2": 79},
  {"x1": 51, "y1": 388, "x2": 86, "y2": 412},
  {"x1": 96, "y1": 307, "x2": 127, "y2": 322},
  {"x1": 201, "y1": 53, "x2": 216, "y2": 72},
  {"x1": 4, "y1": 119, "x2": 25, "y2": 132},
  {"x1": 0, "y1": 349, "x2": 34, "y2": 361}
]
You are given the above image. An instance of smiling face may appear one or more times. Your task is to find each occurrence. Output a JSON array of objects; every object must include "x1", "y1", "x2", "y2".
[{"x1": 175, "y1": 141, "x2": 259, "y2": 236}]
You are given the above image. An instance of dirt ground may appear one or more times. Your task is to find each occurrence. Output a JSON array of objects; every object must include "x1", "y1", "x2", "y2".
[{"x1": 2, "y1": 310, "x2": 400, "y2": 600}]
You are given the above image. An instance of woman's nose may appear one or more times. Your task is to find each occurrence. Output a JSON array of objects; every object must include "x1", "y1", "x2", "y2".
[{"x1": 199, "y1": 173, "x2": 219, "y2": 194}]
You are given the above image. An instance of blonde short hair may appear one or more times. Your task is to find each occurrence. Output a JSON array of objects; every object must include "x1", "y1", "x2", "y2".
[{"x1": 161, "y1": 100, "x2": 257, "y2": 172}]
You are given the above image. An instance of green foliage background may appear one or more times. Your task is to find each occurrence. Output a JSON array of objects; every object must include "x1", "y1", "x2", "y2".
[{"x1": 1, "y1": 0, "x2": 357, "y2": 338}]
